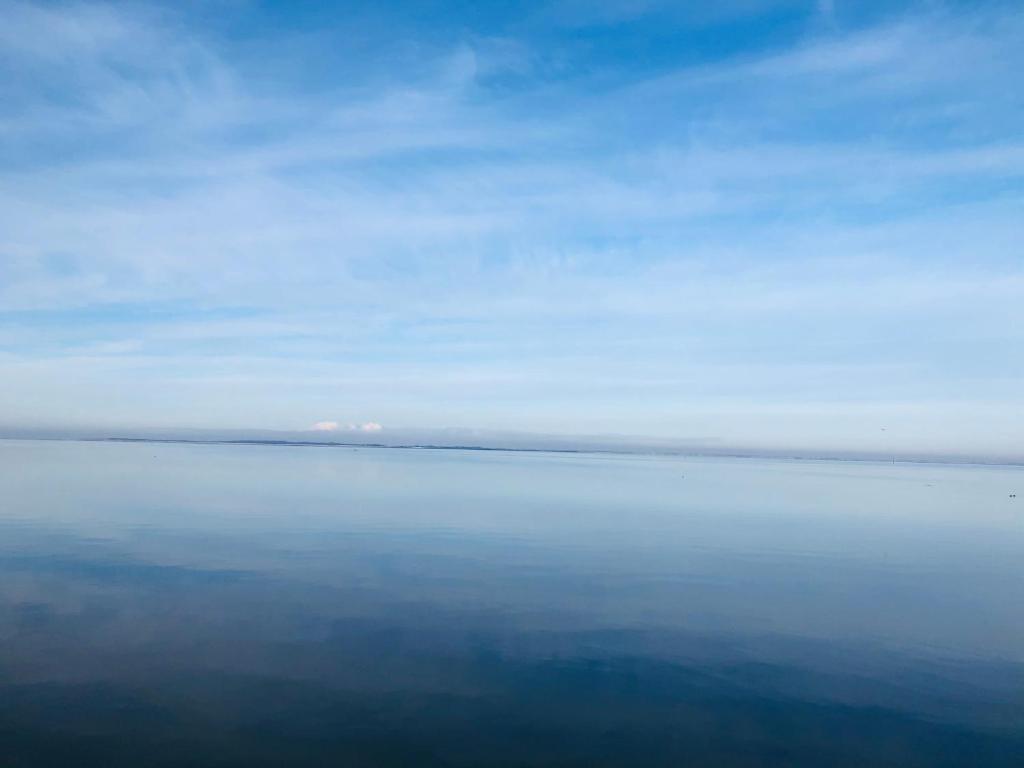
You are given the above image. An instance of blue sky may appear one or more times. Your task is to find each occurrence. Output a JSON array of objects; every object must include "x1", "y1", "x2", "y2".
[{"x1": 0, "y1": 0, "x2": 1022, "y2": 455}]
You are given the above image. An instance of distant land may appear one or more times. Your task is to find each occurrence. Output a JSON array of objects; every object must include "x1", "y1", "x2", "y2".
[{"x1": 1, "y1": 426, "x2": 1022, "y2": 468}]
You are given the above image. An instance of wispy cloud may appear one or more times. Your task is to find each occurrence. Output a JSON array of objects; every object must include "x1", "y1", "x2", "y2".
[{"x1": 0, "y1": 0, "x2": 1021, "y2": 454}]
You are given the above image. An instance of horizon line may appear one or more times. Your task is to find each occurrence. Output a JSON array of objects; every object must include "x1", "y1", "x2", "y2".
[{"x1": 3, "y1": 433, "x2": 1022, "y2": 470}]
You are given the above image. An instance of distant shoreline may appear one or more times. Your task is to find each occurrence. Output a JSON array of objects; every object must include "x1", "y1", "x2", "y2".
[{"x1": 3, "y1": 435, "x2": 1022, "y2": 469}]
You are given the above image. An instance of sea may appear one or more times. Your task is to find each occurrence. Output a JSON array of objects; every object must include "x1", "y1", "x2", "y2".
[{"x1": 0, "y1": 438, "x2": 1021, "y2": 766}]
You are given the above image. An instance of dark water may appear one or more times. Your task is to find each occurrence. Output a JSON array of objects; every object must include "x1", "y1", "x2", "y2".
[{"x1": 1, "y1": 440, "x2": 1021, "y2": 767}]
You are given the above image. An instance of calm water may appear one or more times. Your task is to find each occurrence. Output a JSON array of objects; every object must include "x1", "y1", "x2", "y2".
[{"x1": 0, "y1": 439, "x2": 1022, "y2": 767}]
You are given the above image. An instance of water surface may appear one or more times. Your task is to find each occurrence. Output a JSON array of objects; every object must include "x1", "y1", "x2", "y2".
[{"x1": 1, "y1": 439, "x2": 1021, "y2": 766}]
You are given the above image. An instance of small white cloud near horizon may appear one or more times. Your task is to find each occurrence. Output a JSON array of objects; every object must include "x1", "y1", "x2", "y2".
[
  {"x1": 310, "y1": 420, "x2": 340, "y2": 431},
  {"x1": 309, "y1": 420, "x2": 382, "y2": 432}
]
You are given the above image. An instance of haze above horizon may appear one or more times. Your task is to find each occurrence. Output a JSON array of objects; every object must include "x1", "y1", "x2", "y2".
[{"x1": 1, "y1": 0, "x2": 1021, "y2": 457}]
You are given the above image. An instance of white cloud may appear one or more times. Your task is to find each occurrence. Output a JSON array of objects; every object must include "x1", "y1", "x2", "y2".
[{"x1": 309, "y1": 420, "x2": 381, "y2": 433}]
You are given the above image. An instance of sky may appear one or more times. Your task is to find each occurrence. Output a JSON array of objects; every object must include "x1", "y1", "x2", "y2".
[{"x1": 0, "y1": 0, "x2": 1022, "y2": 457}]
